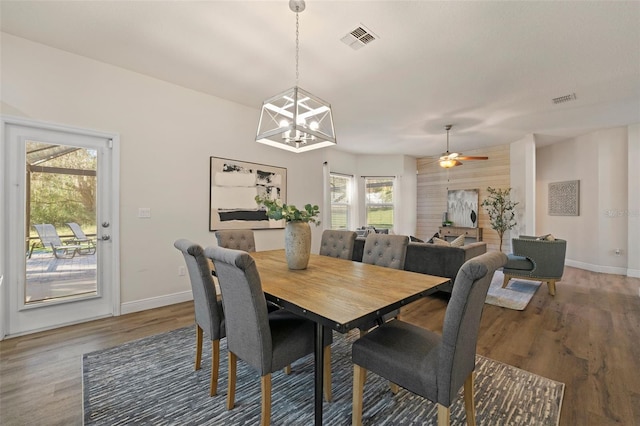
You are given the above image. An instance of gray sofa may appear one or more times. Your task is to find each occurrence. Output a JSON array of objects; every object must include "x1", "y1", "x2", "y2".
[{"x1": 352, "y1": 238, "x2": 487, "y2": 293}]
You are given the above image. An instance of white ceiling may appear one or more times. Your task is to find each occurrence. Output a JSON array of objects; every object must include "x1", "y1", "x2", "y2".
[{"x1": 1, "y1": 0, "x2": 639, "y2": 157}]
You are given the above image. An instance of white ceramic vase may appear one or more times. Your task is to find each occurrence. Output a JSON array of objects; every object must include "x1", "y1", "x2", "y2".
[{"x1": 284, "y1": 221, "x2": 311, "y2": 270}]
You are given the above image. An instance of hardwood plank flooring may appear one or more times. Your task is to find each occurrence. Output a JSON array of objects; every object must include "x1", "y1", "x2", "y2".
[{"x1": 1, "y1": 266, "x2": 639, "y2": 425}]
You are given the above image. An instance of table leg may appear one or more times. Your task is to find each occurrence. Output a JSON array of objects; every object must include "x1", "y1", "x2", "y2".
[{"x1": 314, "y1": 322, "x2": 324, "y2": 425}]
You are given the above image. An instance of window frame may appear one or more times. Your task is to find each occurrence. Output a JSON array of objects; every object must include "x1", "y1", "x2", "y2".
[
  {"x1": 329, "y1": 173, "x2": 353, "y2": 230},
  {"x1": 364, "y1": 176, "x2": 395, "y2": 230}
]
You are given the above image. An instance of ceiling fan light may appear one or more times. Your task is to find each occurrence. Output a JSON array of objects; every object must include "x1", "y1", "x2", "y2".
[{"x1": 439, "y1": 159, "x2": 461, "y2": 168}]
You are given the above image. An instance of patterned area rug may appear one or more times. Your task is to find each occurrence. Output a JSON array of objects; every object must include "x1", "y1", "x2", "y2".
[
  {"x1": 485, "y1": 270, "x2": 542, "y2": 310},
  {"x1": 83, "y1": 327, "x2": 564, "y2": 425}
]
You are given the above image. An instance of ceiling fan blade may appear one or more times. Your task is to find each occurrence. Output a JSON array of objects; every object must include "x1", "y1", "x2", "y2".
[{"x1": 456, "y1": 156, "x2": 489, "y2": 161}]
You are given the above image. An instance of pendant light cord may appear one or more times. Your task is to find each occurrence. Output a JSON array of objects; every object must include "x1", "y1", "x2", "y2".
[{"x1": 295, "y1": 9, "x2": 300, "y2": 85}]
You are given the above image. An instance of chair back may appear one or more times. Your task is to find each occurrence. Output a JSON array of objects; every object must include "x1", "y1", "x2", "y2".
[
  {"x1": 204, "y1": 246, "x2": 273, "y2": 374},
  {"x1": 214, "y1": 230, "x2": 256, "y2": 252},
  {"x1": 512, "y1": 236, "x2": 567, "y2": 278},
  {"x1": 319, "y1": 230, "x2": 357, "y2": 260},
  {"x1": 33, "y1": 223, "x2": 63, "y2": 248},
  {"x1": 438, "y1": 251, "x2": 507, "y2": 405},
  {"x1": 66, "y1": 222, "x2": 89, "y2": 240},
  {"x1": 173, "y1": 239, "x2": 224, "y2": 341},
  {"x1": 361, "y1": 234, "x2": 409, "y2": 270}
]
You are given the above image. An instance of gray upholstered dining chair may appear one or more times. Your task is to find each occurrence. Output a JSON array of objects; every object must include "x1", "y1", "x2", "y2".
[
  {"x1": 361, "y1": 233, "x2": 409, "y2": 270},
  {"x1": 360, "y1": 233, "x2": 410, "y2": 329},
  {"x1": 502, "y1": 235, "x2": 567, "y2": 296},
  {"x1": 215, "y1": 228, "x2": 283, "y2": 315},
  {"x1": 214, "y1": 229, "x2": 256, "y2": 252},
  {"x1": 351, "y1": 251, "x2": 508, "y2": 426},
  {"x1": 319, "y1": 229, "x2": 357, "y2": 260},
  {"x1": 173, "y1": 239, "x2": 226, "y2": 397},
  {"x1": 204, "y1": 245, "x2": 332, "y2": 426}
]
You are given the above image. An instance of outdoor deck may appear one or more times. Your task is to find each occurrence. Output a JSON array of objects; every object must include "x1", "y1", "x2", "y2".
[{"x1": 26, "y1": 251, "x2": 97, "y2": 302}]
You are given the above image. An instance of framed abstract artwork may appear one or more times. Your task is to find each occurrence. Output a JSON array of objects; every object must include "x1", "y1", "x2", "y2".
[
  {"x1": 209, "y1": 157, "x2": 287, "y2": 231},
  {"x1": 447, "y1": 189, "x2": 479, "y2": 228},
  {"x1": 548, "y1": 180, "x2": 579, "y2": 216}
]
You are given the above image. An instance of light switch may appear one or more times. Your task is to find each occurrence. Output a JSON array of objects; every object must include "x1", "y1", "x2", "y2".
[{"x1": 138, "y1": 208, "x2": 151, "y2": 218}]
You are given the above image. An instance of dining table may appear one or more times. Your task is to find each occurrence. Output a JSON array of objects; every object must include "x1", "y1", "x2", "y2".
[{"x1": 250, "y1": 249, "x2": 450, "y2": 425}]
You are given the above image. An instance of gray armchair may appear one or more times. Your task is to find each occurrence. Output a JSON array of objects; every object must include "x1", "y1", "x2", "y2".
[
  {"x1": 319, "y1": 229, "x2": 357, "y2": 260},
  {"x1": 351, "y1": 252, "x2": 508, "y2": 426},
  {"x1": 204, "y1": 246, "x2": 332, "y2": 425},
  {"x1": 502, "y1": 235, "x2": 567, "y2": 296},
  {"x1": 173, "y1": 239, "x2": 226, "y2": 397}
]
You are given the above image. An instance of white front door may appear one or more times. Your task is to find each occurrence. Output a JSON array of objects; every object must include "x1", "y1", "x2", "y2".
[{"x1": 1, "y1": 117, "x2": 120, "y2": 337}]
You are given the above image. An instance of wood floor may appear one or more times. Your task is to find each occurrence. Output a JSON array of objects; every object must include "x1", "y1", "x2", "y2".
[{"x1": 1, "y1": 266, "x2": 639, "y2": 425}]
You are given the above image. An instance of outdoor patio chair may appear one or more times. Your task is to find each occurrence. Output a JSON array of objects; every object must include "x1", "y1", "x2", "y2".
[
  {"x1": 32, "y1": 223, "x2": 82, "y2": 259},
  {"x1": 66, "y1": 222, "x2": 97, "y2": 255}
]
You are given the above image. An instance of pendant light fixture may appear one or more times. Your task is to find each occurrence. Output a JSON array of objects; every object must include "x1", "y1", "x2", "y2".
[{"x1": 256, "y1": 0, "x2": 336, "y2": 153}]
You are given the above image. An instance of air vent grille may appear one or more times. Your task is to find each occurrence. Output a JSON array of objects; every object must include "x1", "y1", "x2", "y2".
[
  {"x1": 552, "y1": 93, "x2": 577, "y2": 104},
  {"x1": 341, "y1": 25, "x2": 378, "y2": 50}
]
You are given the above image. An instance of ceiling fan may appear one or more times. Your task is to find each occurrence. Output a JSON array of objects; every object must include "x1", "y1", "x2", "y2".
[{"x1": 437, "y1": 124, "x2": 489, "y2": 168}]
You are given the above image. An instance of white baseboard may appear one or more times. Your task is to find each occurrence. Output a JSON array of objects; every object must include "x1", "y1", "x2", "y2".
[
  {"x1": 628, "y1": 268, "x2": 640, "y2": 278},
  {"x1": 120, "y1": 290, "x2": 193, "y2": 315},
  {"x1": 565, "y1": 259, "x2": 629, "y2": 276}
]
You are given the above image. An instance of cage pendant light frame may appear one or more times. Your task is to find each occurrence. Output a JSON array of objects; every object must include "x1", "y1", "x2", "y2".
[{"x1": 256, "y1": 0, "x2": 336, "y2": 153}]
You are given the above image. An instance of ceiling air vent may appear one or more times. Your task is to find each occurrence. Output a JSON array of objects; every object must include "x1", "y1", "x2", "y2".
[
  {"x1": 552, "y1": 93, "x2": 577, "y2": 105},
  {"x1": 341, "y1": 25, "x2": 378, "y2": 50}
]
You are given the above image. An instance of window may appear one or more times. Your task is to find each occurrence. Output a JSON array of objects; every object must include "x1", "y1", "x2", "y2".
[
  {"x1": 364, "y1": 177, "x2": 394, "y2": 229},
  {"x1": 330, "y1": 173, "x2": 352, "y2": 229}
]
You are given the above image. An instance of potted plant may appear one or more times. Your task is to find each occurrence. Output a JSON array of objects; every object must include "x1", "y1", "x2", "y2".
[
  {"x1": 480, "y1": 187, "x2": 518, "y2": 252},
  {"x1": 255, "y1": 195, "x2": 320, "y2": 269}
]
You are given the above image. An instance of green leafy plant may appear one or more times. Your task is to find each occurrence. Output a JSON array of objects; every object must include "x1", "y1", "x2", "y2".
[
  {"x1": 480, "y1": 187, "x2": 518, "y2": 252},
  {"x1": 255, "y1": 195, "x2": 321, "y2": 226}
]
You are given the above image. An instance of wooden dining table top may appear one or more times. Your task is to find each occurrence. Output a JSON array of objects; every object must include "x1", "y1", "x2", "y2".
[{"x1": 250, "y1": 249, "x2": 450, "y2": 333}]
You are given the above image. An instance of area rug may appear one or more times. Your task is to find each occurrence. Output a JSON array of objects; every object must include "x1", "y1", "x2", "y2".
[
  {"x1": 485, "y1": 270, "x2": 542, "y2": 311},
  {"x1": 83, "y1": 327, "x2": 564, "y2": 425}
]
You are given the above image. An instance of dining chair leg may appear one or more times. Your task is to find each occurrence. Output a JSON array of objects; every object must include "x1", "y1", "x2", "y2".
[
  {"x1": 283, "y1": 365, "x2": 291, "y2": 375},
  {"x1": 389, "y1": 382, "x2": 399, "y2": 394},
  {"x1": 464, "y1": 372, "x2": 476, "y2": 426},
  {"x1": 260, "y1": 374, "x2": 272, "y2": 426},
  {"x1": 437, "y1": 404, "x2": 450, "y2": 426},
  {"x1": 352, "y1": 364, "x2": 367, "y2": 426},
  {"x1": 547, "y1": 280, "x2": 557, "y2": 296},
  {"x1": 227, "y1": 351, "x2": 237, "y2": 410},
  {"x1": 323, "y1": 345, "x2": 332, "y2": 402},
  {"x1": 210, "y1": 339, "x2": 220, "y2": 396},
  {"x1": 195, "y1": 325, "x2": 203, "y2": 371}
]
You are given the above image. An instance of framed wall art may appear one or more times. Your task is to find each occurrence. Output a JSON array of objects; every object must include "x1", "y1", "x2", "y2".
[
  {"x1": 548, "y1": 180, "x2": 579, "y2": 216},
  {"x1": 447, "y1": 189, "x2": 479, "y2": 228},
  {"x1": 209, "y1": 157, "x2": 287, "y2": 231}
]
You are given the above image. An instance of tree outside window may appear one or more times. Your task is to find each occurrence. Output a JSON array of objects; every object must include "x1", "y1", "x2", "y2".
[
  {"x1": 365, "y1": 177, "x2": 394, "y2": 229},
  {"x1": 330, "y1": 174, "x2": 352, "y2": 230}
]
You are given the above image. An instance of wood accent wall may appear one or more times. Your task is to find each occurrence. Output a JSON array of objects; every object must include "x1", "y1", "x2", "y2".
[{"x1": 416, "y1": 144, "x2": 511, "y2": 252}]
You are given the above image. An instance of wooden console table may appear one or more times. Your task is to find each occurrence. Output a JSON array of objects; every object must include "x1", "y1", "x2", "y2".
[{"x1": 439, "y1": 226, "x2": 483, "y2": 242}]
